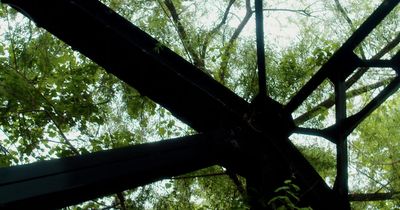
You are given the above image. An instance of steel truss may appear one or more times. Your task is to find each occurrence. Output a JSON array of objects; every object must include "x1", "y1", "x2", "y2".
[{"x1": 0, "y1": 0, "x2": 399, "y2": 209}]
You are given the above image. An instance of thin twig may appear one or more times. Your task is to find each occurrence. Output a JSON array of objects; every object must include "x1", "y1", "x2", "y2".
[
  {"x1": 333, "y1": 0, "x2": 366, "y2": 59},
  {"x1": 349, "y1": 164, "x2": 390, "y2": 191},
  {"x1": 260, "y1": 8, "x2": 312, "y2": 17},
  {"x1": 219, "y1": 0, "x2": 252, "y2": 84},
  {"x1": 201, "y1": 0, "x2": 236, "y2": 62},
  {"x1": 44, "y1": 110, "x2": 79, "y2": 155},
  {"x1": 227, "y1": 171, "x2": 246, "y2": 196},
  {"x1": 162, "y1": 0, "x2": 203, "y2": 68}
]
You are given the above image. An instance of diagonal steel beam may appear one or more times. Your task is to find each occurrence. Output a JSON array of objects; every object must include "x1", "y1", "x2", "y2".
[
  {"x1": 1, "y1": 0, "x2": 397, "y2": 209},
  {"x1": 1, "y1": 0, "x2": 249, "y2": 132},
  {"x1": 284, "y1": 1, "x2": 399, "y2": 206},
  {"x1": 285, "y1": 0, "x2": 399, "y2": 113},
  {"x1": 0, "y1": 134, "x2": 219, "y2": 209},
  {"x1": 223, "y1": 125, "x2": 348, "y2": 210},
  {"x1": 324, "y1": 76, "x2": 400, "y2": 138},
  {"x1": 0, "y1": 1, "x2": 341, "y2": 209}
]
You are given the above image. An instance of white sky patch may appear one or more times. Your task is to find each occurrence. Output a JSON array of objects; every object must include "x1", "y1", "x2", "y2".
[
  {"x1": 0, "y1": 129, "x2": 6, "y2": 142},
  {"x1": 191, "y1": 0, "x2": 306, "y2": 50},
  {"x1": 232, "y1": 2, "x2": 301, "y2": 48}
]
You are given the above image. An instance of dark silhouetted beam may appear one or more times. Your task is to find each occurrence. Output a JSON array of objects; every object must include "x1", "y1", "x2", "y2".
[
  {"x1": 322, "y1": 77, "x2": 400, "y2": 139},
  {"x1": 292, "y1": 127, "x2": 334, "y2": 143},
  {"x1": 255, "y1": 0, "x2": 267, "y2": 97},
  {"x1": 360, "y1": 59, "x2": 393, "y2": 68},
  {"x1": 343, "y1": 76, "x2": 400, "y2": 136},
  {"x1": 333, "y1": 78, "x2": 349, "y2": 207},
  {"x1": 234, "y1": 129, "x2": 347, "y2": 210},
  {"x1": 349, "y1": 192, "x2": 400, "y2": 202},
  {"x1": 2, "y1": 0, "x2": 249, "y2": 132},
  {"x1": 285, "y1": 0, "x2": 399, "y2": 113},
  {"x1": 0, "y1": 134, "x2": 218, "y2": 209}
]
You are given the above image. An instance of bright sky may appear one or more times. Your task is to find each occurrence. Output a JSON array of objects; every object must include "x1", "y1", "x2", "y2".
[{"x1": 197, "y1": 0, "x2": 308, "y2": 49}]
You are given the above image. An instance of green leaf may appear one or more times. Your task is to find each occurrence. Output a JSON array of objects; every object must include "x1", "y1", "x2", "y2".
[{"x1": 165, "y1": 182, "x2": 172, "y2": 189}]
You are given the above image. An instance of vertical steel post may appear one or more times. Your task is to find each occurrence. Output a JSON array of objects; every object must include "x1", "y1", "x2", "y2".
[
  {"x1": 334, "y1": 78, "x2": 349, "y2": 208},
  {"x1": 255, "y1": 0, "x2": 267, "y2": 97}
]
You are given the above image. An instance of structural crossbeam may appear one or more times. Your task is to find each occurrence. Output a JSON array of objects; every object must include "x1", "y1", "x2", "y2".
[
  {"x1": 285, "y1": 0, "x2": 399, "y2": 113},
  {"x1": 2, "y1": 0, "x2": 249, "y2": 132},
  {"x1": 0, "y1": 134, "x2": 218, "y2": 209},
  {"x1": 0, "y1": 0, "x2": 398, "y2": 209}
]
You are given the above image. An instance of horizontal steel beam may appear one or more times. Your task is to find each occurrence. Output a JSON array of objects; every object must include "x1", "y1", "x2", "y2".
[
  {"x1": 2, "y1": 0, "x2": 249, "y2": 132},
  {"x1": 0, "y1": 134, "x2": 218, "y2": 209}
]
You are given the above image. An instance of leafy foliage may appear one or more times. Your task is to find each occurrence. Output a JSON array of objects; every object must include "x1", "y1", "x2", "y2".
[
  {"x1": 268, "y1": 179, "x2": 312, "y2": 210},
  {"x1": 0, "y1": 0, "x2": 399, "y2": 209}
]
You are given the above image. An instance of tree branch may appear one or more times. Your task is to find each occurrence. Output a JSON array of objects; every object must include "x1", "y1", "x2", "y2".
[
  {"x1": 216, "y1": 2, "x2": 315, "y2": 84},
  {"x1": 333, "y1": 0, "x2": 366, "y2": 59},
  {"x1": 200, "y1": 0, "x2": 236, "y2": 62},
  {"x1": 333, "y1": 0, "x2": 355, "y2": 31},
  {"x1": 44, "y1": 110, "x2": 80, "y2": 155},
  {"x1": 219, "y1": 0, "x2": 252, "y2": 84},
  {"x1": 2, "y1": 23, "x2": 81, "y2": 156},
  {"x1": 261, "y1": 8, "x2": 312, "y2": 17},
  {"x1": 227, "y1": 171, "x2": 246, "y2": 196},
  {"x1": 5, "y1": 65, "x2": 80, "y2": 155},
  {"x1": 162, "y1": 0, "x2": 203, "y2": 69},
  {"x1": 349, "y1": 164, "x2": 390, "y2": 192}
]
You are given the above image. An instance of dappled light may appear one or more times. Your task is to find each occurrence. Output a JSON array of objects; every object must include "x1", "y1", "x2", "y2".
[{"x1": 0, "y1": 0, "x2": 399, "y2": 209}]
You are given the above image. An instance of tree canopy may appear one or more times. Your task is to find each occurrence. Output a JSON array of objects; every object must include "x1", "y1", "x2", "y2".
[{"x1": 0, "y1": 0, "x2": 399, "y2": 209}]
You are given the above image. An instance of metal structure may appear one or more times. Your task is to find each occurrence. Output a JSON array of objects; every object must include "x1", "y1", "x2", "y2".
[{"x1": 0, "y1": 0, "x2": 398, "y2": 209}]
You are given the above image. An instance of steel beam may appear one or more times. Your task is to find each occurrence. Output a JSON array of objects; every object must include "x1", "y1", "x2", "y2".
[
  {"x1": 1, "y1": 0, "x2": 249, "y2": 132},
  {"x1": 1, "y1": 0, "x2": 398, "y2": 209},
  {"x1": 234, "y1": 128, "x2": 346, "y2": 210},
  {"x1": 0, "y1": 134, "x2": 218, "y2": 209},
  {"x1": 340, "y1": 76, "x2": 400, "y2": 136},
  {"x1": 255, "y1": 0, "x2": 267, "y2": 97},
  {"x1": 285, "y1": 0, "x2": 399, "y2": 113},
  {"x1": 333, "y1": 78, "x2": 349, "y2": 207}
]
